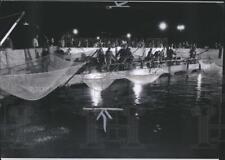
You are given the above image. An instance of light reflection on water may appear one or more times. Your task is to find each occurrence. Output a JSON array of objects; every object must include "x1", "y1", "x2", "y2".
[
  {"x1": 132, "y1": 83, "x2": 143, "y2": 104},
  {"x1": 196, "y1": 73, "x2": 202, "y2": 101},
  {"x1": 90, "y1": 88, "x2": 102, "y2": 106}
]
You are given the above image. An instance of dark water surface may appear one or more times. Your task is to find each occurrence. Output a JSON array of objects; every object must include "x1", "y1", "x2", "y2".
[{"x1": 0, "y1": 71, "x2": 223, "y2": 158}]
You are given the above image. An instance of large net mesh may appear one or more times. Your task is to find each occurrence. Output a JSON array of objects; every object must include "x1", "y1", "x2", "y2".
[{"x1": 0, "y1": 49, "x2": 85, "y2": 100}]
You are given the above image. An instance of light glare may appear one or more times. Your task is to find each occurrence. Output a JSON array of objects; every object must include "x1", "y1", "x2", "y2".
[
  {"x1": 126, "y1": 33, "x2": 132, "y2": 39},
  {"x1": 177, "y1": 24, "x2": 185, "y2": 31},
  {"x1": 159, "y1": 22, "x2": 167, "y2": 31},
  {"x1": 73, "y1": 28, "x2": 78, "y2": 35}
]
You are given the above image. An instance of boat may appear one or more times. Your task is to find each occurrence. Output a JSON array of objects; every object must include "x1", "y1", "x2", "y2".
[
  {"x1": 0, "y1": 46, "x2": 202, "y2": 100},
  {"x1": 0, "y1": 12, "x2": 222, "y2": 101}
]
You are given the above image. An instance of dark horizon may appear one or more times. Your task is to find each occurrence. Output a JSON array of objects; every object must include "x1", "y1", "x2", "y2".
[{"x1": 0, "y1": 2, "x2": 224, "y2": 48}]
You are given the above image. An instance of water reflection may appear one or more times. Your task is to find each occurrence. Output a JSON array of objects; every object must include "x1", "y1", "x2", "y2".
[
  {"x1": 132, "y1": 83, "x2": 143, "y2": 104},
  {"x1": 90, "y1": 88, "x2": 102, "y2": 106},
  {"x1": 196, "y1": 73, "x2": 202, "y2": 101},
  {"x1": 0, "y1": 72, "x2": 223, "y2": 158}
]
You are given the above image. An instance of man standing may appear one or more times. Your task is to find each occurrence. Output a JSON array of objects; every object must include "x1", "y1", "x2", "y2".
[
  {"x1": 41, "y1": 47, "x2": 50, "y2": 72},
  {"x1": 189, "y1": 45, "x2": 197, "y2": 63},
  {"x1": 105, "y1": 47, "x2": 116, "y2": 71},
  {"x1": 116, "y1": 44, "x2": 126, "y2": 62},
  {"x1": 50, "y1": 37, "x2": 55, "y2": 46},
  {"x1": 166, "y1": 46, "x2": 176, "y2": 60},
  {"x1": 166, "y1": 46, "x2": 176, "y2": 66},
  {"x1": 125, "y1": 47, "x2": 134, "y2": 69},
  {"x1": 189, "y1": 45, "x2": 196, "y2": 58},
  {"x1": 61, "y1": 38, "x2": 65, "y2": 48},
  {"x1": 96, "y1": 47, "x2": 105, "y2": 72},
  {"x1": 1, "y1": 37, "x2": 13, "y2": 70},
  {"x1": 145, "y1": 48, "x2": 154, "y2": 68},
  {"x1": 218, "y1": 43, "x2": 223, "y2": 59},
  {"x1": 33, "y1": 35, "x2": 40, "y2": 58}
]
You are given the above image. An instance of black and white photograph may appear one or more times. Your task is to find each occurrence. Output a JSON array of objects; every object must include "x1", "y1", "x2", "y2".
[{"x1": 0, "y1": 0, "x2": 224, "y2": 159}]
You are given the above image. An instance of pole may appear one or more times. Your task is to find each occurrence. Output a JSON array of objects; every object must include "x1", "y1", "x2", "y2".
[
  {"x1": 0, "y1": 11, "x2": 25, "y2": 46},
  {"x1": 63, "y1": 49, "x2": 98, "y2": 86}
]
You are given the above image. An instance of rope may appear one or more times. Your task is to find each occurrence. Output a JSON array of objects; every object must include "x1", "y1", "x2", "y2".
[
  {"x1": 131, "y1": 47, "x2": 141, "y2": 54},
  {"x1": 197, "y1": 49, "x2": 209, "y2": 56},
  {"x1": 0, "y1": 12, "x2": 21, "y2": 20}
]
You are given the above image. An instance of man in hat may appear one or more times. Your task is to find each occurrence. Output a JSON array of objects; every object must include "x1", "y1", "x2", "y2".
[
  {"x1": 96, "y1": 45, "x2": 105, "y2": 72},
  {"x1": 105, "y1": 47, "x2": 116, "y2": 71},
  {"x1": 125, "y1": 47, "x2": 134, "y2": 69}
]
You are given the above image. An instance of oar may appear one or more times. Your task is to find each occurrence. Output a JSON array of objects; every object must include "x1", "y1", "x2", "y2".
[{"x1": 196, "y1": 48, "x2": 209, "y2": 56}]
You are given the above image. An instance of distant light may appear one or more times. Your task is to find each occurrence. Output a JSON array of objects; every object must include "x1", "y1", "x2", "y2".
[
  {"x1": 96, "y1": 36, "x2": 100, "y2": 40},
  {"x1": 126, "y1": 33, "x2": 132, "y2": 39},
  {"x1": 72, "y1": 28, "x2": 79, "y2": 35},
  {"x1": 177, "y1": 24, "x2": 185, "y2": 31},
  {"x1": 158, "y1": 21, "x2": 167, "y2": 31}
]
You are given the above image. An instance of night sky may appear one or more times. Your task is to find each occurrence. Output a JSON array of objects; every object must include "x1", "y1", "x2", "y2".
[{"x1": 0, "y1": 1, "x2": 224, "y2": 48}]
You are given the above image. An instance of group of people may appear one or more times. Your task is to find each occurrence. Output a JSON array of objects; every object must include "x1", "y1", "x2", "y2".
[
  {"x1": 79, "y1": 42, "x2": 203, "y2": 72},
  {"x1": 144, "y1": 46, "x2": 177, "y2": 68},
  {"x1": 145, "y1": 47, "x2": 176, "y2": 62},
  {"x1": 88, "y1": 44, "x2": 134, "y2": 72},
  {"x1": 1, "y1": 34, "x2": 200, "y2": 74},
  {"x1": 59, "y1": 35, "x2": 167, "y2": 48}
]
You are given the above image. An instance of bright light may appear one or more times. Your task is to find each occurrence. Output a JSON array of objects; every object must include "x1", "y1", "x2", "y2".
[
  {"x1": 130, "y1": 69, "x2": 149, "y2": 76},
  {"x1": 72, "y1": 28, "x2": 79, "y2": 35},
  {"x1": 85, "y1": 73, "x2": 103, "y2": 79},
  {"x1": 129, "y1": 69, "x2": 162, "y2": 85},
  {"x1": 158, "y1": 21, "x2": 167, "y2": 31},
  {"x1": 126, "y1": 33, "x2": 132, "y2": 39},
  {"x1": 177, "y1": 24, "x2": 185, "y2": 31},
  {"x1": 96, "y1": 36, "x2": 100, "y2": 40}
]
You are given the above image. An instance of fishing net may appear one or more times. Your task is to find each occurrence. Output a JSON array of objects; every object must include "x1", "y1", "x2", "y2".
[
  {"x1": 0, "y1": 46, "x2": 170, "y2": 100},
  {"x1": 0, "y1": 50, "x2": 85, "y2": 100},
  {"x1": 126, "y1": 68, "x2": 165, "y2": 85},
  {"x1": 199, "y1": 60, "x2": 222, "y2": 76},
  {"x1": 68, "y1": 47, "x2": 157, "y2": 90},
  {"x1": 82, "y1": 72, "x2": 115, "y2": 91}
]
